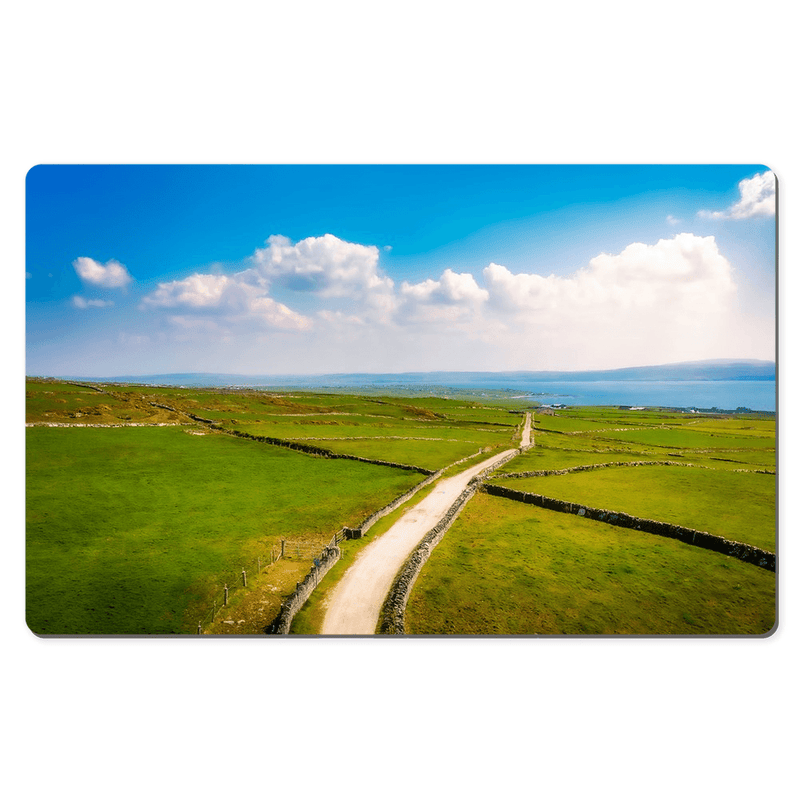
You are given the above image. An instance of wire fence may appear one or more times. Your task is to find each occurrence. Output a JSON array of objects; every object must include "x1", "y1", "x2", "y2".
[
  {"x1": 193, "y1": 450, "x2": 489, "y2": 633},
  {"x1": 195, "y1": 528, "x2": 349, "y2": 633}
]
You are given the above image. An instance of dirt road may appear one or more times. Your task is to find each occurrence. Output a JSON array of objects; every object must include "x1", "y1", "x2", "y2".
[
  {"x1": 520, "y1": 412, "x2": 532, "y2": 448},
  {"x1": 320, "y1": 447, "x2": 518, "y2": 635}
]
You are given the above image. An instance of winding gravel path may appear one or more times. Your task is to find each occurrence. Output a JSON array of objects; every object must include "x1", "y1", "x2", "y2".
[{"x1": 320, "y1": 447, "x2": 518, "y2": 635}]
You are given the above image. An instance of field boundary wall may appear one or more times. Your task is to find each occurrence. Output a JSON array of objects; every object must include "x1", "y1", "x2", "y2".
[
  {"x1": 268, "y1": 543, "x2": 343, "y2": 634},
  {"x1": 267, "y1": 465, "x2": 452, "y2": 633},
  {"x1": 152, "y1": 403, "x2": 435, "y2": 475},
  {"x1": 500, "y1": 460, "x2": 776, "y2": 478},
  {"x1": 379, "y1": 448, "x2": 522, "y2": 634},
  {"x1": 268, "y1": 447, "x2": 497, "y2": 634},
  {"x1": 484, "y1": 483, "x2": 775, "y2": 571}
]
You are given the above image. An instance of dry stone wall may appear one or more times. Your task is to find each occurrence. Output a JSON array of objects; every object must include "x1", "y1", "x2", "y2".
[
  {"x1": 379, "y1": 482, "x2": 479, "y2": 635},
  {"x1": 499, "y1": 460, "x2": 774, "y2": 479},
  {"x1": 268, "y1": 544, "x2": 342, "y2": 634},
  {"x1": 155, "y1": 403, "x2": 436, "y2": 475},
  {"x1": 222, "y1": 425, "x2": 434, "y2": 474},
  {"x1": 267, "y1": 462, "x2": 477, "y2": 634},
  {"x1": 378, "y1": 447, "x2": 523, "y2": 635},
  {"x1": 484, "y1": 483, "x2": 775, "y2": 571}
]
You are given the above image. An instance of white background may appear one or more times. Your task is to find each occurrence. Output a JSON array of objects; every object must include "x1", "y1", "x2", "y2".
[{"x1": 5, "y1": 2, "x2": 795, "y2": 799}]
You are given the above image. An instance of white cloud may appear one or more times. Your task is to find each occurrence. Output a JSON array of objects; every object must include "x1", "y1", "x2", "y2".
[
  {"x1": 401, "y1": 269, "x2": 488, "y2": 306},
  {"x1": 480, "y1": 233, "x2": 751, "y2": 368},
  {"x1": 73, "y1": 257, "x2": 133, "y2": 288},
  {"x1": 72, "y1": 295, "x2": 115, "y2": 309},
  {"x1": 666, "y1": 214, "x2": 681, "y2": 225},
  {"x1": 142, "y1": 271, "x2": 311, "y2": 331},
  {"x1": 143, "y1": 274, "x2": 233, "y2": 309},
  {"x1": 142, "y1": 234, "x2": 398, "y2": 336},
  {"x1": 398, "y1": 269, "x2": 489, "y2": 325},
  {"x1": 135, "y1": 230, "x2": 770, "y2": 371},
  {"x1": 486, "y1": 234, "x2": 734, "y2": 313},
  {"x1": 699, "y1": 170, "x2": 775, "y2": 220},
  {"x1": 250, "y1": 234, "x2": 394, "y2": 298},
  {"x1": 247, "y1": 233, "x2": 398, "y2": 324}
]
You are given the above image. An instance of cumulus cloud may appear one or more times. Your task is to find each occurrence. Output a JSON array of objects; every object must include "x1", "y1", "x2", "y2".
[
  {"x1": 398, "y1": 269, "x2": 489, "y2": 325},
  {"x1": 142, "y1": 271, "x2": 311, "y2": 331},
  {"x1": 135, "y1": 230, "x2": 765, "y2": 370},
  {"x1": 141, "y1": 233, "x2": 399, "y2": 336},
  {"x1": 485, "y1": 233, "x2": 734, "y2": 317},
  {"x1": 73, "y1": 257, "x2": 133, "y2": 288},
  {"x1": 479, "y1": 233, "x2": 747, "y2": 368},
  {"x1": 143, "y1": 274, "x2": 234, "y2": 309},
  {"x1": 250, "y1": 234, "x2": 394, "y2": 298},
  {"x1": 699, "y1": 170, "x2": 776, "y2": 220},
  {"x1": 247, "y1": 233, "x2": 398, "y2": 324},
  {"x1": 72, "y1": 295, "x2": 114, "y2": 309}
]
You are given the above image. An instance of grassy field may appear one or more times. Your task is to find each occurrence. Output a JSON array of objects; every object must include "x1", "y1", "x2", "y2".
[
  {"x1": 405, "y1": 493, "x2": 775, "y2": 635},
  {"x1": 406, "y1": 406, "x2": 775, "y2": 635},
  {"x1": 492, "y1": 466, "x2": 775, "y2": 551},
  {"x1": 25, "y1": 379, "x2": 523, "y2": 634},
  {"x1": 26, "y1": 425, "x2": 422, "y2": 634},
  {"x1": 26, "y1": 383, "x2": 776, "y2": 636}
]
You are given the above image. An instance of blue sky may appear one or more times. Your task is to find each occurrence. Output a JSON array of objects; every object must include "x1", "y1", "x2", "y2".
[{"x1": 25, "y1": 164, "x2": 776, "y2": 377}]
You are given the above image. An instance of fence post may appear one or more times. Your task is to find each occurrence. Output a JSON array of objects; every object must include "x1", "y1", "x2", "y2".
[
  {"x1": 197, "y1": 622, "x2": 202, "y2": 635},
  {"x1": 281, "y1": 539, "x2": 285, "y2": 559},
  {"x1": 242, "y1": 568, "x2": 247, "y2": 588},
  {"x1": 258, "y1": 556, "x2": 261, "y2": 574},
  {"x1": 224, "y1": 584, "x2": 229, "y2": 606},
  {"x1": 212, "y1": 600, "x2": 216, "y2": 621}
]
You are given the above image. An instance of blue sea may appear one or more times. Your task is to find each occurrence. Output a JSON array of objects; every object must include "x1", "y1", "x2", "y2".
[
  {"x1": 86, "y1": 369, "x2": 777, "y2": 412},
  {"x1": 496, "y1": 379, "x2": 776, "y2": 412},
  {"x1": 177, "y1": 375, "x2": 776, "y2": 412}
]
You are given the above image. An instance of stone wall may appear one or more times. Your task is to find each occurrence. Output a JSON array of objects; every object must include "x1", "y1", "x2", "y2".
[
  {"x1": 222, "y1": 425, "x2": 434, "y2": 474},
  {"x1": 267, "y1": 464, "x2": 468, "y2": 634},
  {"x1": 379, "y1": 482, "x2": 479, "y2": 635},
  {"x1": 378, "y1": 447, "x2": 523, "y2": 635},
  {"x1": 155, "y1": 403, "x2": 436, "y2": 475},
  {"x1": 343, "y1": 469, "x2": 443, "y2": 539},
  {"x1": 499, "y1": 460, "x2": 775, "y2": 479},
  {"x1": 501, "y1": 460, "x2": 699, "y2": 479},
  {"x1": 268, "y1": 543, "x2": 342, "y2": 634},
  {"x1": 484, "y1": 483, "x2": 775, "y2": 572}
]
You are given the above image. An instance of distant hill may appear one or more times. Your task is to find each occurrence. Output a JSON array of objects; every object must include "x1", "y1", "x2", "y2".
[
  {"x1": 501, "y1": 359, "x2": 776, "y2": 382},
  {"x1": 57, "y1": 359, "x2": 775, "y2": 387}
]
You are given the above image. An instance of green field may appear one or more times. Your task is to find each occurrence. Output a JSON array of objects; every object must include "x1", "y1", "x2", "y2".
[
  {"x1": 407, "y1": 406, "x2": 775, "y2": 635},
  {"x1": 492, "y1": 467, "x2": 775, "y2": 550},
  {"x1": 26, "y1": 425, "x2": 421, "y2": 634},
  {"x1": 26, "y1": 383, "x2": 776, "y2": 636},
  {"x1": 405, "y1": 493, "x2": 775, "y2": 635},
  {"x1": 25, "y1": 380, "x2": 523, "y2": 634}
]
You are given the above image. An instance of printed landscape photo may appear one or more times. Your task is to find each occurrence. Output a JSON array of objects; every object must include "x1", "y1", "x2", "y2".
[{"x1": 25, "y1": 164, "x2": 777, "y2": 636}]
